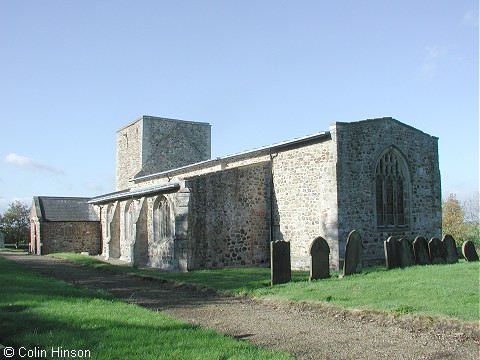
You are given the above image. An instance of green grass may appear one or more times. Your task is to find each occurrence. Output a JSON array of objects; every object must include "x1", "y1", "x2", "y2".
[
  {"x1": 252, "y1": 264, "x2": 480, "y2": 321},
  {"x1": 52, "y1": 253, "x2": 480, "y2": 322},
  {"x1": 50, "y1": 253, "x2": 308, "y2": 292},
  {"x1": 0, "y1": 256, "x2": 293, "y2": 360}
]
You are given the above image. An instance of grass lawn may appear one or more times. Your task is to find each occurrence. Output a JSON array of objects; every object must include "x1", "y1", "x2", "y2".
[
  {"x1": 52, "y1": 253, "x2": 480, "y2": 322},
  {"x1": 0, "y1": 256, "x2": 292, "y2": 360}
]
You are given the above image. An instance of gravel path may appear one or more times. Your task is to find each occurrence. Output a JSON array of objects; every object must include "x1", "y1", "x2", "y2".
[{"x1": 2, "y1": 253, "x2": 479, "y2": 360}]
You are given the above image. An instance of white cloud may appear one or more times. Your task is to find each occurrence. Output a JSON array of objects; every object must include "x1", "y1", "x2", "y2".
[
  {"x1": 463, "y1": 10, "x2": 479, "y2": 27},
  {"x1": 5, "y1": 153, "x2": 65, "y2": 175},
  {"x1": 421, "y1": 46, "x2": 447, "y2": 78}
]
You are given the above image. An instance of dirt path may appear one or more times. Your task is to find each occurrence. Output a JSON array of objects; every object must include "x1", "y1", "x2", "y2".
[{"x1": 2, "y1": 253, "x2": 479, "y2": 360}]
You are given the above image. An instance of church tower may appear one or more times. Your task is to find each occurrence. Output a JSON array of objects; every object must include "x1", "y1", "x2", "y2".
[{"x1": 115, "y1": 116, "x2": 211, "y2": 190}]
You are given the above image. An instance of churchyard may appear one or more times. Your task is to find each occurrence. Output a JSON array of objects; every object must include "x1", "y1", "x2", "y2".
[
  {"x1": 50, "y1": 252, "x2": 479, "y2": 322},
  {"x1": 1, "y1": 249, "x2": 478, "y2": 359},
  {"x1": 0, "y1": 255, "x2": 293, "y2": 360}
]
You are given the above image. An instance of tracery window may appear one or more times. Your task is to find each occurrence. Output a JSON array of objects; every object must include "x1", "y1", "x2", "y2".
[
  {"x1": 153, "y1": 196, "x2": 170, "y2": 241},
  {"x1": 375, "y1": 148, "x2": 410, "y2": 228}
]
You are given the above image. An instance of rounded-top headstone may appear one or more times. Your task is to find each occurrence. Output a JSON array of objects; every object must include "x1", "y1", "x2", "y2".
[
  {"x1": 413, "y1": 236, "x2": 430, "y2": 265},
  {"x1": 343, "y1": 230, "x2": 362, "y2": 276},
  {"x1": 384, "y1": 236, "x2": 401, "y2": 269},
  {"x1": 309, "y1": 236, "x2": 330, "y2": 280},
  {"x1": 428, "y1": 237, "x2": 446, "y2": 264},
  {"x1": 442, "y1": 234, "x2": 458, "y2": 264},
  {"x1": 462, "y1": 240, "x2": 479, "y2": 262}
]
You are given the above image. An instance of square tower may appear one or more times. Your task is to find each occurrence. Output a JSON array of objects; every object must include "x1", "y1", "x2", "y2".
[{"x1": 116, "y1": 116, "x2": 211, "y2": 190}]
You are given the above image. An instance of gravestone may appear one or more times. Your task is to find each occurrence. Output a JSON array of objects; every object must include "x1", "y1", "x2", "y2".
[
  {"x1": 399, "y1": 238, "x2": 415, "y2": 268},
  {"x1": 0, "y1": 232, "x2": 4, "y2": 249},
  {"x1": 343, "y1": 230, "x2": 362, "y2": 276},
  {"x1": 413, "y1": 236, "x2": 431, "y2": 265},
  {"x1": 384, "y1": 236, "x2": 401, "y2": 269},
  {"x1": 428, "y1": 237, "x2": 446, "y2": 264},
  {"x1": 462, "y1": 240, "x2": 479, "y2": 262},
  {"x1": 309, "y1": 236, "x2": 330, "y2": 280},
  {"x1": 442, "y1": 235, "x2": 458, "y2": 264},
  {"x1": 271, "y1": 240, "x2": 291, "y2": 285}
]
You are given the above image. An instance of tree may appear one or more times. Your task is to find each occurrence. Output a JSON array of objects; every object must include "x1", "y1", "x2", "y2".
[
  {"x1": 0, "y1": 201, "x2": 30, "y2": 247},
  {"x1": 463, "y1": 192, "x2": 479, "y2": 224},
  {"x1": 463, "y1": 192, "x2": 480, "y2": 250},
  {"x1": 442, "y1": 193, "x2": 466, "y2": 246}
]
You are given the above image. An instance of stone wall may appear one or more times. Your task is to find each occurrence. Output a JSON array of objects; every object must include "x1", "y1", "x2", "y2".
[
  {"x1": 116, "y1": 119, "x2": 143, "y2": 191},
  {"x1": 101, "y1": 192, "x2": 188, "y2": 271},
  {"x1": 185, "y1": 162, "x2": 271, "y2": 270},
  {"x1": 145, "y1": 194, "x2": 179, "y2": 271},
  {"x1": 271, "y1": 137, "x2": 339, "y2": 270},
  {"x1": 116, "y1": 116, "x2": 211, "y2": 191},
  {"x1": 41, "y1": 222, "x2": 101, "y2": 255},
  {"x1": 30, "y1": 221, "x2": 41, "y2": 255},
  {"x1": 141, "y1": 117, "x2": 211, "y2": 176},
  {"x1": 334, "y1": 118, "x2": 441, "y2": 265},
  {"x1": 102, "y1": 117, "x2": 441, "y2": 272}
]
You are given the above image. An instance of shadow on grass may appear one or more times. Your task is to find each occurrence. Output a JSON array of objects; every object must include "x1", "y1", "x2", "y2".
[{"x1": 0, "y1": 256, "x2": 292, "y2": 360}]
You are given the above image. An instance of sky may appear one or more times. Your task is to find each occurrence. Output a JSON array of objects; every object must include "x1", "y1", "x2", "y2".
[{"x1": 0, "y1": 0, "x2": 478, "y2": 214}]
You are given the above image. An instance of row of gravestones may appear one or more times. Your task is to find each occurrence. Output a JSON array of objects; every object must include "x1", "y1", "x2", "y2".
[
  {"x1": 270, "y1": 232, "x2": 479, "y2": 285},
  {"x1": 270, "y1": 230, "x2": 363, "y2": 285},
  {"x1": 384, "y1": 235, "x2": 479, "y2": 270}
]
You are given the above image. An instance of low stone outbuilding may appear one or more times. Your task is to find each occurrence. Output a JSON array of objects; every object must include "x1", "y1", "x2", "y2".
[{"x1": 30, "y1": 197, "x2": 101, "y2": 255}]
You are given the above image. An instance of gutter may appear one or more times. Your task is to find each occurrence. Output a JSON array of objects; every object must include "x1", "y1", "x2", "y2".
[{"x1": 88, "y1": 182, "x2": 180, "y2": 205}]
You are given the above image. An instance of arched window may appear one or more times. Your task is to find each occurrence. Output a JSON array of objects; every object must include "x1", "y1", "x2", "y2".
[
  {"x1": 125, "y1": 201, "x2": 136, "y2": 239},
  {"x1": 153, "y1": 196, "x2": 170, "y2": 242},
  {"x1": 375, "y1": 147, "x2": 410, "y2": 228}
]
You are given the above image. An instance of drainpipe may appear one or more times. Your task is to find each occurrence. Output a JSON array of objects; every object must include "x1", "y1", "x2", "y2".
[
  {"x1": 269, "y1": 151, "x2": 278, "y2": 243},
  {"x1": 98, "y1": 205, "x2": 104, "y2": 256}
]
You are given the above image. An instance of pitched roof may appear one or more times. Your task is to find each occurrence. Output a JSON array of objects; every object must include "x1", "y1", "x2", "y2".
[
  {"x1": 88, "y1": 182, "x2": 180, "y2": 205},
  {"x1": 132, "y1": 131, "x2": 331, "y2": 183},
  {"x1": 34, "y1": 197, "x2": 99, "y2": 222}
]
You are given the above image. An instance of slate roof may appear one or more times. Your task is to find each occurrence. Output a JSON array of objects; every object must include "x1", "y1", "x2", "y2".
[{"x1": 33, "y1": 196, "x2": 99, "y2": 222}]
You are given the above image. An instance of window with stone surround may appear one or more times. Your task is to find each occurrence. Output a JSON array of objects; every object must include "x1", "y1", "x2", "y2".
[
  {"x1": 375, "y1": 147, "x2": 410, "y2": 228},
  {"x1": 153, "y1": 196, "x2": 170, "y2": 242},
  {"x1": 125, "y1": 201, "x2": 135, "y2": 239}
]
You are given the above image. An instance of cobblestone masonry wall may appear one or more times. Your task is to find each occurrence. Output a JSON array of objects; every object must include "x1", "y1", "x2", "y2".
[
  {"x1": 271, "y1": 139, "x2": 339, "y2": 270},
  {"x1": 103, "y1": 117, "x2": 440, "y2": 272},
  {"x1": 185, "y1": 162, "x2": 272, "y2": 270},
  {"x1": 41, "y1": 222, "x2": 101, "y2": 255},
  {"x1": 334, "y1": 119, "x2": 441, "y2": 265},
  {"x1": 131, "y1": 138, "x2": 341, "y2": 270}
]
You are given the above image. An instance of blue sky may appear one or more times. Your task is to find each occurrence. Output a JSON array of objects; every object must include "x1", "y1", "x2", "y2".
[{"x1": 0, "y1": 0, "x2": 478, "y2": 214}]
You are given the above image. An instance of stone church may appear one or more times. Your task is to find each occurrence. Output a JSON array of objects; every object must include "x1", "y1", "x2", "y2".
[{"x1": 31, "y1": 115, "x2": 442, "y2": 271}]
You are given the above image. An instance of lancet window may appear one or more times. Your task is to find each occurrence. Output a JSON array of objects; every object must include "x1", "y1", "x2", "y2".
[
  {"x1": 125, "y1": 201, "x2": 136, "y2": 239},
  {"x1": 153, "y1": 196, "x2": 171, "y2": 241}
]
